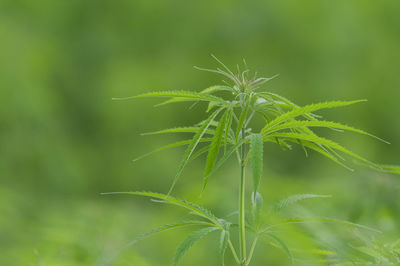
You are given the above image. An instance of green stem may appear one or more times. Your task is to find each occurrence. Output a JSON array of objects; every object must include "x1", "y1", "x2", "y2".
[
  {"x1": 228, "y1": 239, "x2": 241, "y2": 264},
  {"x1": 239, "y1": 127, "x2": 247, "y2": 265},
  {"x1": 246, "y1": 235, "x2": 259, "y2": 265}
]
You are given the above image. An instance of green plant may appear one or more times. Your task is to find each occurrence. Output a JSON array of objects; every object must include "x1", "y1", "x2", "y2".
[{"x1": 106, "y1": 56, "x2": 399, "y2": 265}]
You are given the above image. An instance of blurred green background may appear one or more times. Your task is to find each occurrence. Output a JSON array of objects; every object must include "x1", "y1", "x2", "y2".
[{"x1": 1, "y1": 0, "x2": 399, "y2": 265}]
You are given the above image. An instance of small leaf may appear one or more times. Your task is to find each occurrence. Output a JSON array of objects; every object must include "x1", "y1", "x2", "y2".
[
  {"x1": 203, "y1": 109, "x2": 229, "y2": 191},
  {"x1": 173, "y1": 227, "x2": 219, "y2": 266},
  {"x1": 250, "y1": 134, "x2": 263, "y2": 199}
]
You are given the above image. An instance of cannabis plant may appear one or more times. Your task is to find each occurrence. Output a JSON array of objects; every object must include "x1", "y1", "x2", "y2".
[{"x1": 107, "y1": 57, "x2": 398, "y2": 265}]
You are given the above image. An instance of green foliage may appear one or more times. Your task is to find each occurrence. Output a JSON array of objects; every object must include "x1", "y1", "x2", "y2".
[
  {"x1": 173, "y1": 227, "x2": 219, "y2": 266},
  {"x1": 250, "y1": 134, "x2": 263, "y2": 200},
  {"x1": 272, "y1": 194, "x2": 331, "y2": 213},
  {"x1": 111, "y1": 57, "x2": 399, "y2": 265},
  {"x1": 203, "y1": 109, "x2": 229, "y2": 191}
]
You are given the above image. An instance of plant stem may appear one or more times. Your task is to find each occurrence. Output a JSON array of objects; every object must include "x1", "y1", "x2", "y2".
[
  {"x1": 239, "y1": 126, "x2": 247, "y2": 265},
  {"x1": 228, "y1": 239, "x2": 241, "y2": 264},
  {"x1": 246, "y1": 235, "x2": 259, "y2": 265}
]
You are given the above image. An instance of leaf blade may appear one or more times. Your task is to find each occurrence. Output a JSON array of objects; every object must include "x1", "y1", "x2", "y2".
[
  {"x1": 250, "y1": 134, "x2": 263, "y2": 199},
  {"x1": 173, "y1": 227, "x2": 219, "y2": 266}
]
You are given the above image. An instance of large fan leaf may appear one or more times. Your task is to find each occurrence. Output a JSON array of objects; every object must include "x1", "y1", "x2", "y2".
[
  {"x1": 262, "y1": 120, "x2": 389, "y2": 143},
  {"x1": 173, "y1": 227, "x2": 219, "y2": 266},
  {"x1": 261, "y1": 100, "x2": 366, "y2": 134},
  {"x1": 266, "y1": 132, "x2": 380, "y2": 170}
]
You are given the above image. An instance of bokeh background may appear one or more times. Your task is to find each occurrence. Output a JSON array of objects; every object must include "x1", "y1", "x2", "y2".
[{"x1": 1, "y1": 0, "x2": 399, "y2": 265}]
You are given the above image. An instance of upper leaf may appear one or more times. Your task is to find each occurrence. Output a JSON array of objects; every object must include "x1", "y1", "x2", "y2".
[
  {"x1": 113, "y1": 90, "x2": 227, "y2": 105},
  {"x1": 261, "y1": 100, "x2": 366, "y2": 134}
]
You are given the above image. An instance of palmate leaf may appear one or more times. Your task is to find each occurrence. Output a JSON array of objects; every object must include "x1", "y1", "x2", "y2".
[
  {"x1": 266, "y1": 132, "x2": 381, "y2": 170},
  {"x1": 101, "y1": 220, "x2": 215, "y2": 266},
  {"x1": 113, "y1": 90, "x2": 227, "y2": 105},
  {"x1": 169, "y1": 108, "x2": 223, "y2": 194},
  {"x1": 262, "y1": 120, "x2": 389, "y2": 143},
  {"x1": 173, "y1": 227, "x2": 219, "y2": 266},
  {"x1": 250, "y1": 134, "x2": 263, "y2": 200},
  {"x1": 103, "y1": 191, "x2": 222, "y2": 226},
  {"x1": 272, "y1": 194, "x2": 331, "y2": 213},
  {"x1": 260, "y1": 100, "x2": 366, "y2": 134},
  {"x1": 203, "y1": 109, "x2": 229, "y2": 191}
]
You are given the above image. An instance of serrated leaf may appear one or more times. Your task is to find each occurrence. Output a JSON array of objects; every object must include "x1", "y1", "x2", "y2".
[
  {"x1": 203, "y1": 109, "x2": 229, "y2": 191},
  {"x1": 250, "y1": 134, "x2": 263, "y2": 199},
  {"x1": 224, "y1": 107, "x2": 234, "y2": 153},
  {"x1": 200, "y1": 85, "x2": 233, "y2": 94},
  {"x1": 219, "y1": 223, "x2": 231, "y2": 265},
  {"x1": 173, "y1": 227, "x2": 219, "y2": 266},
  {"x1": 101, "y1": 220, "x2": 213, "y2": 265},
  {"x1": 205, "y1": 139, "x2": 246, "y2": 182},
  {"x1": 141, "y1": 127, "x2": 216, "y2": 136},
  {"x1": 235, "y1": 96, "x2": 251, "y2": 141},
  {"x1": 264, "y1": 233, "x2": 293, "y2": 261},
  {"x1": 251, "y1": 192, "x2": 263, "y2": 226},
  {"x1": 169, "y1": 108, "x2": 223, "y2": 194},
  {"x1": 262, "y1": 120, "x2": 389, "y2": 143},
  {"x1": 132, "y1": 138, "x2": 212, "y2": 162},
  {"x1": 262, "y1": 217, "x2": 381, "y2": 233},
  {"x1": 261, "y1": 100, "x2": 366, "y2": 134},
  {"x1": 102, "y1": 191, "x2": 222, "y2": 226},
  {"x1": 266, "y1": 132, "x2": 380, "y2": 170},
  {"x1": 113, "y1": 90, "x2": 226, "y2": 105},
  {"x1": 272, "y1": 194, "x2": 331, "y2": 213}
]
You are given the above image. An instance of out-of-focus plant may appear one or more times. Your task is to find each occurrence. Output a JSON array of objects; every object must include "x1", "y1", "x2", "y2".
[{"x1": 106, "y1": 56, "x2": 399, "y2": 265}]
